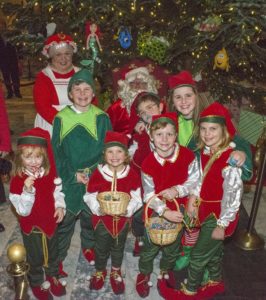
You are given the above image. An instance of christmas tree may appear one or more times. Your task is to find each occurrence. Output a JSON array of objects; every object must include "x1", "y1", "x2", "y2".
[{"x1": 1, "y1": 0, "x2": 265, "y2": 112}]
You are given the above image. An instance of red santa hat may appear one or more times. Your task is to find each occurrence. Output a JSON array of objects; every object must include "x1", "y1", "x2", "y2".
[
  {"x1": 104, "y1": 131, "x2": 129, "y2": 150},
  {"x1": 199, "y1": 102, "x2": 236, "y2": 137},
  {"x1": 17, "y1": 127, "x2": 57, "y2": 175},
  {"x1": 42, "y1": 33, "x2": 77, "y2": 58},
  {"x1": 151, "y1": 112, "x2": 178, "y2": 130},
  {"x1": 119, "y1": 67, "x2": 150, "y2": 83},
  {"x1": 168, "y1": 70, "x2": 196, "y2": 90}
]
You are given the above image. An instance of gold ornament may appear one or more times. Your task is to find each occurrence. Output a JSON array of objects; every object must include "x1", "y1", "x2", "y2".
[
  {"x1": 213, "y1": 48, "x2": 230, "y2": 71},
  {"x1": 7, "y1": 243, "x2": 26, "y2": 264},
  {"x1": 6, "y1": 243, "x2": 30, "y2": 300}
]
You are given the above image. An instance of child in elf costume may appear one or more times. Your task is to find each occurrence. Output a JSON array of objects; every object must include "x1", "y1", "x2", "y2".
[
  {"x1": 84, "y1": 131, "x2": 142, "y2": 294},
  {"x1": 136, "y1": 113, "x2": 199, "y2": 298},
  {"x1": 51, "y1": 66, "x2": 112, "y2": 276},
  {"x1": 128, "y1": 91, "x2": 164, "y2": 256},
  {"x1": 167, "y1": 70, "x2": 252, "y2": 274},
  {"x1": 9, "y1": 128, "x2": 66, "y2": 300},
  {"x1": 158, "y1": 102, "x2": 243, "y2": 300}
]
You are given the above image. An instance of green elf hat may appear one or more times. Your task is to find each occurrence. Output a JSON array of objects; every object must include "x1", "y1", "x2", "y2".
[{"x1": 68, "y1": 61, "x2": 95, "y2": 93}]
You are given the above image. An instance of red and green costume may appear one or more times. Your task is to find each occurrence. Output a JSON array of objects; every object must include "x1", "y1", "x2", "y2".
[
  {"x1": 85, "y1": 164, "x2": 142, "y2": 271},
  {"x1": 52, "y1": 104, "x2": 112, "y2": 262}
]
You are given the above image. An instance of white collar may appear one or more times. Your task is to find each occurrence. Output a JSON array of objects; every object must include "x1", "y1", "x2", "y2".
[
  {"x1": 70, "y1": 105, "x2": 90, "y2": 114},
  {"x1": 98, "y1": 164, "x2": 130, "y2": 181},
  {"x1": 153, "y1": 143, "x2": 179, "y2": 166}
]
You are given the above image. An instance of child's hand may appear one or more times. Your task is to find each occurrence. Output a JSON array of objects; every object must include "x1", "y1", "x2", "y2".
[
  {"x1": 24, "y1": 176, "x2": 36, "y2": 192},
  {"x1": 159, "y1": 187, "x2": 178, "y2": 200},
  {"x1": 134, "y1": 121, "x2": 145, "y2": 134},
  {"x1": 163, "y1": 210, "x2": 183, "y2": 223},
  {"x1": 211, "y1": 226, "x2": 225, "y2": 240},
  {"x1": 230, "y1": 150, "x2": 246, "y2": 167},
  {"x1": 54, "y1": 208, "x2": 64, "y2": 223},
  {"x1": 76, "y1": 172, "x2": 89, "y2": 185}
]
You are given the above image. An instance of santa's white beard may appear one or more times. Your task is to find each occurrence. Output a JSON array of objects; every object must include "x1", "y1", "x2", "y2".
[{"x1": 120, "y1": 89, "x2": 146, "y2": 114}]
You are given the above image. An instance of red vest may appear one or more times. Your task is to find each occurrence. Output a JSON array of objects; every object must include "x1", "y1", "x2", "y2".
[
  {"x1": 199, "y1": 148, "x2": 239, "y2": 236},
  {"x1": 142, "y1": 146, "x2": 195, "y2": 214},
  {"x1": 88, "y1": 167, "x2": 141, "y2": 237},
  {"x1": 10, "y1": 173, "x2": 57, "y2": 237}
]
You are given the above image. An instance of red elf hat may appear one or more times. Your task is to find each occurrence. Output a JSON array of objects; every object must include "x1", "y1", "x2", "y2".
[
  {"x1": 17, "y1": 127, "x2": 57, "y2": 175},
  {"x1": 151, "y1": 112, "x2": 178, "y2": 130},
  {"x1": 168, "y1": 70, "x2": 196, "y2": 90},
  {"x1": 199, "y1": 102, "x2": 236, "y2": 137},
  {"x1": 104, "y1": 131, "x2": 129, "y2": 150},
  {"x1": 42, "y1": 33, "x2": 77, "y2": 58}
]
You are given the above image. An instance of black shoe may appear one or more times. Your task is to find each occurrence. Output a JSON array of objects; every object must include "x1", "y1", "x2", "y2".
[
  {"x1": 15, "y1": 93, "x2": 22, "y2": 98},
  {"x1": 6, "y1": 93, "x2": 13, "y2": 99},
  {"x1": 0, "y1": 223, "x2": 5, "y2": 232}
]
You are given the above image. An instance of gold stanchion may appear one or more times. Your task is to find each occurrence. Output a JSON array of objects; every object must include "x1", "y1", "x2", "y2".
[
  {"x1": 234, "y1": 138, "x2": 266, "y2": 250},
  {"x1": 6, "y1": 243, "x2": 30, "y2": 300}
]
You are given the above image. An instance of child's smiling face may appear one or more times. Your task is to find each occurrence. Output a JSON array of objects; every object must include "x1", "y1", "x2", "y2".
[
  {"x1": 21, "y1": 147, "x2": 44, "y2": 174},
  {"x1": 69, "y1": 82, "x2": 94, "y2": 111},
  {"x1": 151, "y1": 123, "x2": 177, "y2": 157},
  {"x1": 137, "y1": 100, "x2": 163, "y2": 124},
  {"x1": 105, "y1": 146, "x2": 127, "y2": 172}
]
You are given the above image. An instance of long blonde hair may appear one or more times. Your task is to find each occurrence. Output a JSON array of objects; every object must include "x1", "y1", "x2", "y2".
[
  {"x1": 13, "y1": 146, "x2": 50, "y2": 177},
  {"x1": 197, "y1": 122, "x2": 231, "y2": 151}
]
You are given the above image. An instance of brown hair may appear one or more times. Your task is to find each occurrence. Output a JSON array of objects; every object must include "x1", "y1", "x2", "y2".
[
  {"x1": 13, "y1": 146, "x2": 50, "y2": 177},
  {"x1": 168, "y1": 86, "x2": 201, "y2": 125},
  {"x1": 150, "y1": 121, "x2": 178, "y2": 139},
  {"x1": 196, "y1": 122, "x2": 231, "y2": 151},
  {"x1": 136, "y1": 93, "x2": 161, "y2": 114}
]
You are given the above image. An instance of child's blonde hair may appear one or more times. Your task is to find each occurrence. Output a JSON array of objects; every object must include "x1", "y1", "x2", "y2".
[
  {"x1": 197, "y1": 122, "x2": 231, "y2": 151},
  {"x1": 13, "y1": 146, "x2": 50, "y2": 177}
]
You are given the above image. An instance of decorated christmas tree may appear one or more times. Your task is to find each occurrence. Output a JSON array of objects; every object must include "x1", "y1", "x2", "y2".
[{"x1": 1, "y1": 0, "x2": 265, "y2": 112}]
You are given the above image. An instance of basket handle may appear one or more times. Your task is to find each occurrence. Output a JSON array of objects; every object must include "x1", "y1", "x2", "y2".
[
  {"x1": 111, "y1": 170, "x2": 117, "y2": 193},
  {"x1": 144, "y1": 193, "x2": 179, "y2": 225}
]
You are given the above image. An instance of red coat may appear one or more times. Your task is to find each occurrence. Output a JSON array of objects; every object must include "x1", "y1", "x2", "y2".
[
  {"x1": 106, "y1": 99, "x2": 130, "y2": 135},
  {"x1": 131, "y1": 130, "x2": 152, "y2": 173},
  {"x1": 33, "y1": 68, "x2": 76, "y2": 124},
  {"x1": 88, "y1": 167, "x2": 141, "y2": 237},
  {"x1": 199, "y1": 148, "x2": 239, "y2": 237}
]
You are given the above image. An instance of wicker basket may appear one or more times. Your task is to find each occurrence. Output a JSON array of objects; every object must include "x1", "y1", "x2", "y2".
[
  {"x1": 145, "y1": 195, "x2": 183, "y2": 246},
  {"x1": 97, "y1": 170, "x2": 130, "y2": 216}
]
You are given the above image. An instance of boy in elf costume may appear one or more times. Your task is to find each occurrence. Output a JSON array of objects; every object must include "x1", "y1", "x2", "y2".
[
  {"x1": 9, "y1": 128, "x2": 66, "y2": 299},
  {"x1": 128, "y1": 91, "x2": 164, "y2": 256},
  {"x1": 158, "y1": 102, "x2": 243, "y2": 300},
  {"x1": 52, "y1": 66, "x2": 112, "y2": 276},
  {"x1": 136, "y1": 113, "x2": 199, "y2": 298},
  {"x1": 84, "y1": 131, "x2": 142, "y2": 294}
]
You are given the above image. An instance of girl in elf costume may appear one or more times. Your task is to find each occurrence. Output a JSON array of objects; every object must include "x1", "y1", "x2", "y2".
[
  {"x1": 9, "y1": 128, "x2": 66, "y2": 300},
  {"x1": 167, "y1": 70, "x2": 252, "y2": 273},
  {"x1": 52, "y1": 66, "x2": 112, "y2": 276},
  {"x1": 136, "y1": 112, "x2": 199, "y2": 298},
  {"x1": 158, "y1": 102, "x2": 243, "y2": 300},
  {"x1": 84, "y1": 131, "x2": 142, "y2": 294}
]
